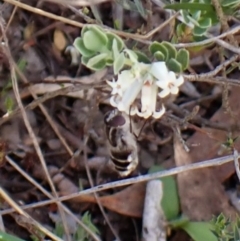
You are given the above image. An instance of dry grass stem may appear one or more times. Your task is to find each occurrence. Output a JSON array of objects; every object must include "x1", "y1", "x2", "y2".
[
  {"x1": 0, "y1": 187, "x2": 64, "y2": 241},
  {"x1": 0, "y1": 153, "x2": 237, "y2": 217},
  {"x1": 234, "y1": 149, "x2": 240, "y2": 182},
  {"x1": 83, "y1": 136, "x2": 121, "y2": 241},
  {"x1": 5, "y1": 155, "x2": 102, "y2": 241}
]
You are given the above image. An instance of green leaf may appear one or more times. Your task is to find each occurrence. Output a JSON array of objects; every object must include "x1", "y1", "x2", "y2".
[
  {"x1": 165, "y1": 3, "x2": 215, "y2": 12},
  {"x1": 182, "y1": 222, "x2": 218, "y2": 241},
  {"x1": 148, "y1": 166, "x2": 180, "y2": 221},
  {"x1": 112, "y1": 38, "x2": 120, "y2": 60},
  {"x1": 187, "y1": 15, "x2": 200, "y2": 26},
  {"x1": 198, "y1": 17, "x2": 212, "y2": 28},
  {"x1": 176, "y1": 23, "x2": 186, "y2": 37},
  {"x1": 115, "y1": 0, "x2": 140, "y2": 12},
  {"x1": 113, "y1": 52, "x2": 125, "y2": 74},
  {"x1": 124, "y1": 49, "x2": 138, "y2": 63},
  {"x1": 81, "y1": 56, "x2": 91, "y2": 66},
  {"x1": 193, "y1": 25, "x2": 208, "y2": 36},
  {"x1": 191, "y1": 10, "x2": 201, "y2": 20},
  {"x1": 4, "y1": 96, "x2": 15, "y2": 112},
  {"x1": 149, "y1": 41, "x2": 168, "y2": 59},
  {"x1": 162, "y1": 41, "x2": 177, "y2": 60},
  {"x1": 154, "y1": 51, "x2": 165, "y2": 61},
  {"x1": 106, "y1": 32, "x2": 125, "y2": 51},
  {"x1": 74, "y1": 37, "x2": 95, "y2": 57},
  {"x1": 176, "y1": 49, "x2": 189, "y2": 70},
  {"x1": 0, "y1": 231, "x2": 26, "y2": 241},
  {"x1": 181, "y1": 10, "x2": 190, "y2": 24},
  {"x1": 234, "y1": 224, "x2": 240, "y2": 241},
  {"x1": 83, "y1": 26, "x2": 108, "y2": 52},
  {"x1": 167, "y1": 58, "x2": 182, "y2": 73},
  {"x1": 86, "y1": 53, "x2": 107, "y2": 70},
  {"x1": 169, "y1": 216, "x2": 190, "y2": 228},
  {"x1": 134, "y1": 50, "x2": 151, "y2": 63},
  {"x1": 222, "y1": 0, "x2": 240, "y2": 7},
  {"x1": 134, "y1": 0, "x2": 147, "y2": 19}
]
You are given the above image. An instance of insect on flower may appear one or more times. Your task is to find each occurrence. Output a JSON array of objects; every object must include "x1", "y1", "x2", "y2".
[{"x1": 100, "y1": 104, "x2": 139, "y2": 177}]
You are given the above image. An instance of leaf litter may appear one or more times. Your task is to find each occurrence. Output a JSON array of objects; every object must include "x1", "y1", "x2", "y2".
[{"x1": 0, "y1": 0, "x2": 240, "y2": 241}]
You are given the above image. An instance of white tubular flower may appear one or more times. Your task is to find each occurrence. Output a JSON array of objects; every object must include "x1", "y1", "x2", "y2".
[
  {"x1": 117, "y1": 77, "x2": 145, "y2": 112},
  {"x1": 107, "y1": 60, "x2": 184, "y2": 119},
  {"x1": 137, "y1": 78, "x2": 166, "y2": 119},
  {"x1": 150, "y1": 62, "x2": 184, "y2": 98},
  {"x1": 107, "y1": 70, "x2": 135, "y2": 96}
]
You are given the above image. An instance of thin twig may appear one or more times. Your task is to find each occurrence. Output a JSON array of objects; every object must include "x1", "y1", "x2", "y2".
[
  {"x1": 83, "y1": 136, "x2": 121, "y2": 241},
  {"x1": 0, "y1": 187, "x2": 64, "y2": 241},
  {"x1": 0, "y1": 21, "x2": 72, "y2": 241},
  {"x1": 184, "y1": 55, "x2": 239, "y2": 82},
  {"x1": 5, "y1": 155, "x2": 101, "y2": 241},
  {"x1": 3, "y1": 0, "x2": 178, "y2": 41},
  {"x1": 0, "y1": 153, "x2": 238, "y2": 216},
  {"x1": 234, "y1": 149, "x2": 240, "y2": 182}
]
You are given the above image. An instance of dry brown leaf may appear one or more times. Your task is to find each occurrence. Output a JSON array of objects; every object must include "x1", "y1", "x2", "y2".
[
  {"x1": 72, "y1": 182, "x2": 146, "y2": 218},
  {"x1": 174, "y1": 87, "x2": 240, "y2": 221},
  {"x1": 186, "y1": 87, "x2": 240, "y2": 182},
  {"x1": 53, "y1": 29, "x2": 67, "y2": 51},
  {"x1": 175, "y1": 136, "x2": 237, "y2": 221}
]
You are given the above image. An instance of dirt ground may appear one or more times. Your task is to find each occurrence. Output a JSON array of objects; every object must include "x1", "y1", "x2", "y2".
[{"x1": 0, "y1": 0, "x2": 240, "y2": 241}]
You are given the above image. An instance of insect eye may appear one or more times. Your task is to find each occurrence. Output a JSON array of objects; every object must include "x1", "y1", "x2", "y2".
[{"x1": 106, "y1": 115, "x2": 126, "y2": 127}]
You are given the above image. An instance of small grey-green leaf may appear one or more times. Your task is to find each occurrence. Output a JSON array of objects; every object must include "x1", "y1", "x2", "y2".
[
  {"x1": 134, "y1": 0, "x2": 147, "y2": 19},
  {"x1": 83, "y1": 26, "x2": 108, "y2": 52},
  {"x1": 198, "y1": 17, "x2": 212, "y2": 28},
  {"x1": 106, "y1": 32, "x2": 125, "y2": 51},
  {"x1": 81, "y1": 56, "x2": 91, "y2": 66},
  {"x1": 124, "y1": 49, "x2": 138, "y2": 63},
  {"x1": 191, "y1": 10, "x2": 201, "y2": 20},
  {"x1": 134, "y1": 50, "x2": 151, "y2": 63},
  {"x1": 167, "y1": 58, "x2": 182, "y2": 73},
  {"x1": 87, "y1": 53, "x2": 108, "y2": 70},
  {"x1": 112, "y1": 38, "x2": 120, "y2": 60},
  {"x1": 181, "y1": 10, "x2": 190, "y2": 24},
  {"x1": 193, "y1": 25, "x2": 208, "y2": 36},
  {"x1": 176, "y1": 49, "x2": 189, "y2": 70},
  {"x1": 162, "y1": 41, "x2": 177, "y2": 60},
  {"x1": 154, "y1": 51, "x2": 165, "y2": 61},
  {"x1": 149, "y1": 42, "x2": 168, "y2": 59},
  {"x1": 113, "y1": 52, "x2": 125, "y2": 74},
  {"x1": 73, "y1": 37, "x2": 95, "y2": 57},
  {"x1": 87, "y1": 58, "x2": 107, "y2": 71},
  {"x1": 176, "y1": 23, "x2": 186, "y2": 37}
]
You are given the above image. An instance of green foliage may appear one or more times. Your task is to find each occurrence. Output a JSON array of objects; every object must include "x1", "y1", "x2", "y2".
[
  {"x1": 211, "y1": 213, "x2": 240, "y2": 241},
  {"x1": 4, "y1": 96, "x2": 15, "y2": 113},
  {"x1": 115, "y1": 0, "x2": 147, "y2": 18},
  {"x1": 149, "y1": 41, "x2": 189, "y2": 72},
  {"x1": 148, "y1": 165, "x2": 218, "y2": 241},
  {"x1": 0, "y1": 231, "x2": 26, "y2": 241},
  {"x1": 53, "y1": 211, "x2": 100, "y2": 241},
  {"x1": 182, "y1": 222, "x2": 218, "y2": 241},
  {"x1": 165, "y1": 0, "x2": 240, "y2": 39},
  {"x1": 74, "y1": 25, "x2": 189, "y2": 74},
  {"x1": 148, "y1": 165, "x2": 180, "y2": 221},
  {"x1": 1, "y1": 58, "x2": 27, "y2": 113},
  {"x1": 74, "y1": 211, "x2": 100, "y2": 241},
  {"x1": 74, "y1": 25, "x2": 125, "y2": 71}
]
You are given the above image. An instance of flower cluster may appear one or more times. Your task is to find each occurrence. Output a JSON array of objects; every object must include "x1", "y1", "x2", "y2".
[{"x1": 107, "y1": 61, "x2": 184, "y2": 119}]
